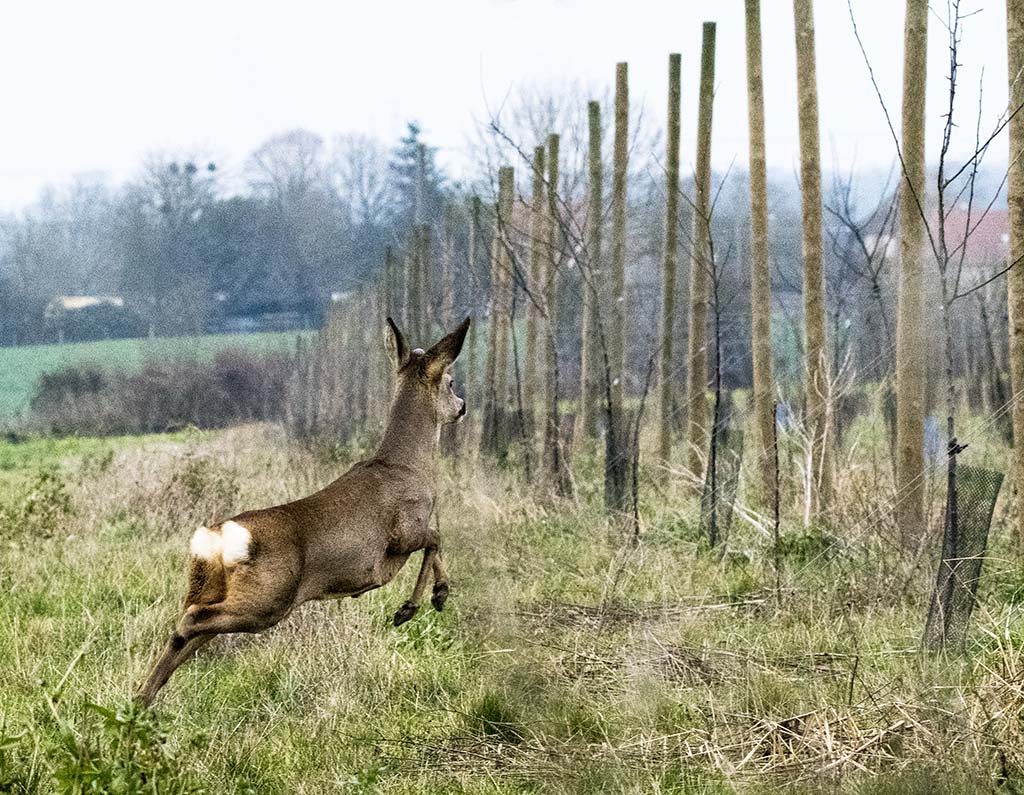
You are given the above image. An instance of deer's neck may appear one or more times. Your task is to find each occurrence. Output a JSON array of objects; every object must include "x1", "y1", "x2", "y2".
[{"x1": 374, "y1": 395, "x2": 440, "y2": 473}]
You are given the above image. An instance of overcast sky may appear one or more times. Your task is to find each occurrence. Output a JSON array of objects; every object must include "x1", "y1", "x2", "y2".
[{"x1": 0, "y1": 0, "x2": 1009, "y2": 211}]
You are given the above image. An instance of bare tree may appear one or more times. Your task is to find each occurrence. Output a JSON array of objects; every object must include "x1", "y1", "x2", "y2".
[
  {"x1": 328, "y1": 133, "x2": 392, "y2": 229},
  {"x1": 824, "y1": 170, "x2": 898, "y2": 383},
  {"x1": 469, "y1": 81, "x2": 603, "y2": 206},
  {"x1": 124, "y1": 155, "x2": 219, "y2": 336},
  {"x1": 247, "y1": 130, "x2": 324, "y2": 208}
]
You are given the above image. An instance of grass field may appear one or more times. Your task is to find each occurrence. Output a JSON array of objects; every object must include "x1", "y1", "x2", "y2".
[
  {"x1": 0, "y1": 332, "x2": 311, "y2": 421},
  {"x1": 2, "y1": 418, "x2": 1024, "y2": 793}
]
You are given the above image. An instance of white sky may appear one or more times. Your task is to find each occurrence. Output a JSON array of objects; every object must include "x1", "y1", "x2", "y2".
[{"x1": 0, "y1": 0, "x2": 1009, "y2": 211}]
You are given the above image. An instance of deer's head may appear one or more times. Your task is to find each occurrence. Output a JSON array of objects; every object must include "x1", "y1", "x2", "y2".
[{"x1": 386, "y1": 317, "x2": 470, "y2": 425}]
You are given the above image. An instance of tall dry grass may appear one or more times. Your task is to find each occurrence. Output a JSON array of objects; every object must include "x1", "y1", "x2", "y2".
[{"x1": 0, "y1": 406, "x2": 1022, "y2": 792}]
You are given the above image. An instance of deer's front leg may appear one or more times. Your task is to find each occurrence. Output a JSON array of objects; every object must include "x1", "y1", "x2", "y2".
[
  {"x1": 393, "y1": 546, "x2": 436, "y2": 626},
  {"x1": 430, "y1": 546, "x2": 449, "y2": 611}
]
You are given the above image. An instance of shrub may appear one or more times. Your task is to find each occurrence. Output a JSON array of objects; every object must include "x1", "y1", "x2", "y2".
[
  {"x1": 0, "y1": 468, "x2": 74, "y2": 540},
  {"x1": 53, "y1": 701, "x2": 197, "y2": 795},
  {"x1": 28, "y1": 349, "x2": 295, "y2": 437}
]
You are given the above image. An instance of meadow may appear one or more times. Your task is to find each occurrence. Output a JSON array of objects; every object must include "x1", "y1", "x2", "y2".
[
  {"x1": 1, "y1": 412, "x2": 1023, "y2": 794},
  {"x1": 0, "y1": 332, "x2": 310, "y2": 421}
]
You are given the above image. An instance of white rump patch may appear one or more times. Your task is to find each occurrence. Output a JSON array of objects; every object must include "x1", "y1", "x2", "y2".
[
  {"x1": 220, "y1": 520, "x2": 252, "y2": 565},
  {"x1": 189, "y1": 526, "x2": 221, "y2": 560},
  {"x1": 188, "y1": 521, "x2": 251, "y2": 565}
]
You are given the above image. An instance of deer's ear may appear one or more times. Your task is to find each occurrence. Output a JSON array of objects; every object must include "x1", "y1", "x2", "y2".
[
  {"x1": 423, "y1": 317, "x2": 470, "y2": 380},
  {"x1": 385, "y1": 317, "x2": 410, "y2": 371}
]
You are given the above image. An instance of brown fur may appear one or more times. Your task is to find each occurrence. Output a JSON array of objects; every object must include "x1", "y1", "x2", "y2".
[{"x1": 138, "y1": 317, "x2": 470, "y2": 705}]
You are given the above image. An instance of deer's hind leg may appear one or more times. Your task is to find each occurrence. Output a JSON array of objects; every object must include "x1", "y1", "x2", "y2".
[
  {"x1": 176, "y1": 563, "x2": 299, "y2": 640},
  {"x1": 139, "y1": 634, "x2": 213, "y2": 706},
  {"x1": 140, "y1": 555, "x2": 299, "y2": 705}
]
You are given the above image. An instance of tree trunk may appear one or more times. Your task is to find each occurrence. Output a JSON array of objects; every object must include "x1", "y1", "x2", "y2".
[
  {"x1": 579, "y1": 101, "x2": 603, "y2": 442},
  {"x1": 383, "y1": 244, "x2": 397, "y2": 321},
  {"x1": 406, "y1": 233, "x2": 420, "y2": 342},
  {"x1": 745, "y1": 0, "x2": 777, "y2": 506},
  {"x1": 524, "y1": 146, "x2": 546, "y2": 466},
  {"x1": 606, "y1": 62, "x2": 630, "y2": 513},
  {"x1": 440, "y1": 206, "x2": 461, "y2": 456},
  {"x1": 543, "y1": 134, "x2": 571, "y2": 494},
  {"x1": 658, "y1": 53, "x2": 682, "y2": 474},
  {"x1": 416, "y1": 143, "x2": 427, "y2": 225},
  {"x1": 493, "y1": 167, "x2": 515, "y2": 454},
  {"x1": 895, "y1": 0, "x2": 929, "y2": 547},
  {"x1": 481, "y1": 168, "x2": 514, "y2": 458},
  {"x1": 1008, "y1": 0, "x2": 1024, "y2": 537},
  {"x1": 417, "y1": 224, "x2": 432, "y2": 340},
  {"x1": 441, "y1": 206, "x2": 455, "y2": 329},
  {"x1": 686, "y1": 22, "x2": 717, "y2": 477},
  {"x1": 467, "y1": 196, "x2": 482, "y2": 403},
  {"x1": 793, "y1": 0, "x2": 831, "y2": 520}
]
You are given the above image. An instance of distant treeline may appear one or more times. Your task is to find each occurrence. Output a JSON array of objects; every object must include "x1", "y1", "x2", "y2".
[
  {"x1": 0, "y1": 123, "x2": 449, "y2": 345},
  {"x1": 0, "y1": 101, "x2": 1009, "y2": 409}
]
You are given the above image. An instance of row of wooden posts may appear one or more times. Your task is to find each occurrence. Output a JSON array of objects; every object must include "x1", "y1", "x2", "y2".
[
  {"x1": 364, "y1": 0, "x2": 1024, "y2": 550},
  {"x1": 366, "y1": 3, "x2": 819, "y2": 517}
]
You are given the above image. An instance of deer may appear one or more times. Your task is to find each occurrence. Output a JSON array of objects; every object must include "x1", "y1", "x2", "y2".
[{"x1": 138, "y1": 316, "x2": 470, "y2": 706}]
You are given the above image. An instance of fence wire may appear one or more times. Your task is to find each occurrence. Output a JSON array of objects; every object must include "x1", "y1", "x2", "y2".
[{"x1": 923, "y1": 463, "x2": 1004, "y2": 651}]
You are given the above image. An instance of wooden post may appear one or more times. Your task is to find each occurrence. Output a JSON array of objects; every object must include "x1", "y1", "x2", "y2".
[
  {"x1": 686, "y1": 22, "x2": 717, "y2": 477},
  {"x1": 524, "y1": 146, "x2": 546, "y2": 465},
  {"x1": 543, "y1": 134, "x2": 570, "y2": 494},
  {"x1": 467, "y1": 196, "x2": 482, "y2": 403},
  {"x1": 895, "y1": 0, "x2": 929, "y2": 546},
  {"x1": 579, "y1": 100, "x2": 603, "y2": 441},
  {"x1": 481, "y1": 167, "x2": 515, "y2": 458},
  {"x1": 745, "y1": 0, "x2": 777, "y2": 505},
  {"x1": 793, "y1": 0, "x2": 831, "y2": 520},
  {"x1": 606, "y1": 61, "x2": 630, "y2": 512},
  {"x1": 1006, "y1": 0, "x2": 1024, "y2": 538},
  {"x1": 658, "y1": 53, "x2": 682, "y2": 473}
]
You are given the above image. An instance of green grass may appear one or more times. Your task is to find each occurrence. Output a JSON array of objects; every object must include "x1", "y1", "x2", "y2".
[
  {"x1": 0, "y1": 331, "x2": 311, "y2": 421},
  {"x1": 1, "y1": 421, "x2": 1022, "y2": 793},
  {"x1": 0, "y1": 431, "x2": 197, "y2": 490}
]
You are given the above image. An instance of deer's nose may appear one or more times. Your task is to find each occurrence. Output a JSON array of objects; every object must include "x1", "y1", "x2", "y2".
[{"x1": 458, "y1": 401, "x2": 467, "y2": 417}]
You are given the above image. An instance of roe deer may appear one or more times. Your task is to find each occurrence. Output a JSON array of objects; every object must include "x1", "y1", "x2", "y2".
[{"x1": 138, "y1": 317, "x2": 470, "y2": 705}]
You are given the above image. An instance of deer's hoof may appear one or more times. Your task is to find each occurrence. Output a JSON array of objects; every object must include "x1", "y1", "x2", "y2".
[
  {"x1": 393, "y1": 601, "x2": 418, "y2": 626},
  {"x1": 431, "y1": 582, "x2": 450, "y2": 612}
]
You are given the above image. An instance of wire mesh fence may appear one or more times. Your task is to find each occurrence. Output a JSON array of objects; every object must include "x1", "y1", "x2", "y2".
[{"x1": 923, "y1": 462, "x2": 1004, "y2": 651}]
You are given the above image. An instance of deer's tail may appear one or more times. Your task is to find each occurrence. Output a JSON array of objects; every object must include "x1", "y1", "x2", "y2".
[{"x1": 183, "y1": 522, "x2": 251, "y2": 605}]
